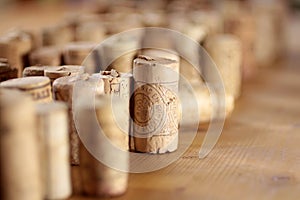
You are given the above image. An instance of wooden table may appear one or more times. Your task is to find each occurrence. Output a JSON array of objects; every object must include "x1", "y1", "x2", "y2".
[
  {"x1": 70, "y1": 55, "x2": 300, "y2": 200},
  {"x1": 1, "y1": 2, "x2": 299, "y2": 200}
]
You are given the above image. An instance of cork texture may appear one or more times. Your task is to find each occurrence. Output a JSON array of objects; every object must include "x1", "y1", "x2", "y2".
[
  {"x1": 36, "y1": 102, "x2": 71, "y2": 199},
  {"x1": 0, "y1": 88, "x2": 42, "y2": 200},
  {"x1": 0, "y1": 76, "x2": 52, "y2": 103},
  {"x1": 204, "y1": 34, "x2": 242, "y2": 99},
  {"x1": 132, "y1": 55, "x2": 179, "y2": 153}
]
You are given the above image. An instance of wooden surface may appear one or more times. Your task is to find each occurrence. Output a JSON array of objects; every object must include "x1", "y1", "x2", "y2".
[
  {"x1": 70, "y1": 56, "x2": 300, "y2": 200},
  {"x1": 0, "y1": 2, "x2": 300, "y2": 200}
]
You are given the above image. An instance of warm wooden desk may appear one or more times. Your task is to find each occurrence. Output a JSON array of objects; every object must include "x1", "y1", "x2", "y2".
[{"x1": 1, "y1": 2, "x2": 299, "y2": 200}]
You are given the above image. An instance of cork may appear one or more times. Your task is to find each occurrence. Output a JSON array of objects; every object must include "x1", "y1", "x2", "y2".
[
  {"x1": 104, "y1": 12, "x2": 142, "y2": 35},
  {"x1": 24, "y1": 29, "x2": 43, "y2": 50},
  {"x1": 63, "y1": 42, "x2": 96, "y2": 73},
  {"x1": 52, "y1": 74, "x2": 92, "y2": 165},
  {"x1": 0, "y1": 31, "x2": 32, "y2": 77},
  {"x1": 1, "y1": 30, "x2": 32, "y2": 55},
  {"x1": 42, "y1": 23, "x2": 74, "y2": 47},
  {"x1": 251, "y1": 0, "x2": 285, "y2": 67},
  {"x1": 75, "y1": 22, "x2": 106, "y2": 43},
  {"x1": 221, "y1": 1, "x2": 257, "y2": 80},
  {"x1": 29, "y1": 46, "x2": 62, "y2": 66},
  {"x1": 79, "y1": 96, "x2": 128, "y2": 197},
  {"x1": 35, "y1": 102, "x2": 71, "y2": 200},
  {"x1": 141, "y1": 10, "x2": 167, "y2": 27},
  {"x1": 44, "y1": 65, "x2": 85, "y2": 85},
  {"x1": 204, "y1": 34, "x2": 242, "y2": 99},
  {"x1": 0, "y1": 88, "x2": 42, "y2": 200},
  {"x1": 93, "y1": 69, "x2": 132, "y2": 96},
  {"x1": 131, "y1": 55, "x2": 179, "y2": 153},
  {"x1": 188, "y1": 10, "x2": 224, "y2": 35},
  {"x1": 138, "y1": 49, "x2": 180, "y2": 73},
  {"x1": 0, "y1": 61, "x2": 18, "y2": 82},
  {"x1": 92, "y1": 69, "x2": 132, "y2": 150},
  {"x1": 0, "y1": 76, "x2": 52, "y2": 103},
  {"x1": 141, "y1": 29, "x2": 174, "y2": 52},
  {"x1": 23, "y1": 66, "x2": 51, "y2": 77},
  {"x1": 180, "y1": 83, "x2": 235, "y2": 126},
  {"x1": 102, "y1": 35, "x2": 140, "y2": 73}
]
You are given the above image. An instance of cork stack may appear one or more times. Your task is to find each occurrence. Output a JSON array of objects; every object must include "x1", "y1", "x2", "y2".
[
  {"x1": 131, "y1": 55, "x2": 179, "y2": 153},
  {"x1": 35, "y1": 102, "x2": 71, "y2": 200},
  {"x1": 0, "y1": 76, "x2": 52, "y2": 103},
  {"x1": 0, "y1": 88, "x2": 42, "y2": 200}
]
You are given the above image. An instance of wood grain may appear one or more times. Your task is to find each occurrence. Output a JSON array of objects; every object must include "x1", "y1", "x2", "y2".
[
  {"x1": 0, "y1": 2, "x2": 299, "y2": 200},
  {"x1": 70, "y1": 57, "x2": 300, "y2": 200}
]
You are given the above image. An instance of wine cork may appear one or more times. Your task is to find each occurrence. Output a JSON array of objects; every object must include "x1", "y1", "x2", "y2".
[
  {"x1": 52, "y1": 74, "x2": 93, "y2": 165},
  {"x1": 188, "y1": 10, "x2": 224, "y2": 35},
  {"x1": 0, "y1": 88, "x2": 42, "y2": 200},
  {"x1": 63, "y1": 42, "x2": 96, "y2": 72},
  {"x1": 79, "y1": 96, "x2": 128, "y2": 197},
  {"x1": 204, "y1": 34, "x2": 242, "y2": 99},
  {"x1": 35, "y1": 102, "x2": 71, "y2": 200},
  {"x1": 138, "y1": 49, "x2": 180, "y2": 73},
  {"x1": 93, "y1": 69, "x2": 132, "y2": 97},
  {"x1": 221, "y1": 1, "x2": 257, "y2": 80},
  {"x1": 0, "y1": 61, "x2": 18, "y2": 82},
  {"x1": 75, "y1": 22, "x2": 106, "y2": 43},
  {"x1": 102, "y1": 35, "x2": 140, "y2": 73},
  {"x1": 44, "y1": 65, "x2": 85, "y2": 85},
  {"x1": 104, "y1": 12, "x2": 142, "y2": 35},
  {"x1": 141, "y1": 10, "x2": 167, "y2": 27},
  {"x1": 132, "y1": 55, "x2": 179, "y2": 154},
  {"x1": 92, "y1": 70, "x2": 132, "y2": 150},
  {"x1": 180, "y1": 84, "x2": 234, "y2": 126},
  {"x1": 24, "y1": 29, "x2": 43, "y2": 50},
  {"x1": 0, "y1": 31, "x2": 32, "y2": 77},
  {"x1": 23, "y1": 66, "x2": 50, "y2": 77},
  {"x1": 42, "y1": 24, "x2": 74, "y2": 47},
  {"x1": 141, "y1": 29, "x2": 174, "y2": 52},
  {"x1": 29, "y1": 46, "x2": 62, "y2": 66},
  {"x1": 1, "y1": 30, "x2": 32, "y2": 55},
  {"x1": 251, "y1": 0, "x2": 285, "y2": 67},
  {"x1": 0, "y1": 76, "x2": 52, "y2": 103}
]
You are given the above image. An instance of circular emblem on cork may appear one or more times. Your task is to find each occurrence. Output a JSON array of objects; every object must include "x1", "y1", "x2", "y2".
[{"x1": 131, "y1": 83, "x2": 178, "y2": 137}]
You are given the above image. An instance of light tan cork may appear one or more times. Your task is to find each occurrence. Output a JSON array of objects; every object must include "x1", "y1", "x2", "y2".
[
  {"x1": 35, "y1": 102, "x2": 71, "y2": 199},
  {"x1": 52, "y1": 74, "x2": 94, "y2": 165},
  {"x1": 0, "y1": 88, "x2": 42, "y2": 200},
  {"x1": 29, "y1": 46, "x2": 62, "y2": 66},
  {"x1": 0, "y1": 76, "x2": 52, "y2": 103},
  {"x1": 132, "y1": 55, "x2": 179, "y2": 153},
  {"x1": 204, "y1": 34, "x2": 242, "y2": 99},
  {"x1": 79, "y1": 96, "x2": 128, "y2": 197}
]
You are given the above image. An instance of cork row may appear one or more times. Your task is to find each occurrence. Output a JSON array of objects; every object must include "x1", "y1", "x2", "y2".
[{"x1": 0, "y1": 0, "x2": 287, "y2": 199}]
